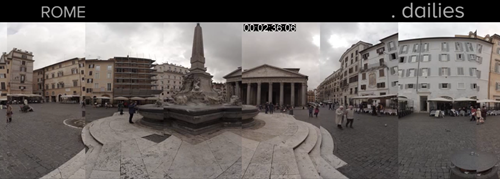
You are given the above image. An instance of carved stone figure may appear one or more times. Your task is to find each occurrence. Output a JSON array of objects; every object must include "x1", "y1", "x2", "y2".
[
  {"x1": 224, "y1": 95, "x2": 242, "y2": 106},
  {"x1": 155, "y1": 98, "x2": 163, "y2": 107},
  {"x1": 192, "y1": 78, "x2": 201, "y2": 92}
]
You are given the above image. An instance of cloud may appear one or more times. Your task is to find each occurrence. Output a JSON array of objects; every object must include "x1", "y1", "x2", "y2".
[
  {"x1": 399, "y1": 23, "x2": 500, "y2": 40},
  {"x1": 0, "y1": 23, "x2": 6, "y2": 52},
  {"x1": 6, "y1": 23, "x2": 85, "y2": 69},
  {"x1": 242, "y1": 23, "x2": 320, "y2": 89},
  {"x1": 320, "y1": 23, "x2": 398, "y2": 87}
]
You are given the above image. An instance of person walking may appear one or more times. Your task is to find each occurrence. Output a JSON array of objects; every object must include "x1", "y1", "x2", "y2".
[
  {"x1": 308, "y1": 105, "x2": 314, "y2": 117},
  {"x1": 265, "y1": 102, "x2": 269, "y2": 114},
  {"x1": 481, "y1": 106, "x2": 487, "y2": 121},
  {"x1": 270, "y1": 103, "x2": 274, "y2": 114},
  {"x1": 476, "y1": 107, "x2": 484, "y2": 125},
  {"x1": 470, "y1": 106, "x2": 476, "y2": 121},
  {"x1": 6, "y1": 104, "x2": 12, "y2": 123},
  {"x1": 314, "y1": 106, "x2": 319, "y2": 118},
  {"x1": 81, "y1": 102, "x2": 86, "y2": 119},
  {"x1": 118, "y1": 102, "x2": 124, "y2": 115},
  {"x1": 335, "y1": 106, "x2": 345, "y2": 129},
  {"x1": 345, "y1": 105, "x2": 355, "y2": 128},
  {"x1": 129, "y1": 101, "x2": 138, "y2": 124}
]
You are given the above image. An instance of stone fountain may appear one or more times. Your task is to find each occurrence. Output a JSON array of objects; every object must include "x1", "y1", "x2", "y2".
[{"x1": 138, "y1": 23, "x2": 258, "y2": 135}]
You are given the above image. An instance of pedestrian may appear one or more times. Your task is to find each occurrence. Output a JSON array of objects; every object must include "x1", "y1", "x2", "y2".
[
  {"x1": 314, "y1": 106, "x2": 319, "y2": 118},
  {"x1": 129, "y1": 101, "x2": 137, "y2": 124},
  {"x1": 265, "y1": 102, "x2": 269, "y2": 114},
  {"x1": 476, "y1": 107, "x2": 484, "y2": 125},
  {"x1": 308, "y1": 105, "x2": 313, "y2": 117},
  {"x1": 481, "y1": 106, "x2": 487, "y2": 121},
  {"x1": 81, "y1": 102, "x2": 86, "y2": 119},
  {"x1": 470, "y1": 106, "x2": 476, "y2": 121},
  {"x1": 105, "y1": 102, "x2": 108, "y2": 109},
  {"x1": 372, "y1": 104, "x2": 377, "y2": 116},
  {"x1": 345, "y1": 105, "x2": 355, "y2": 128},
  {"x1": 118, "y1": 101, "x2": 124, "y2": 115},
  {"x1": 6, "y1": 104, "x2": 12, "y2": 123},
  {"x1": 335, "y1": 106, "x2": 345, "y2": 129},
  {"x1": 270, "y1": 103, "x2": 274, "y2": 114}
]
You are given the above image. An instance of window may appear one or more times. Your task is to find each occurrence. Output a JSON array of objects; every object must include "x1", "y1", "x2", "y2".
[
  {"x1": 1, "y1": 82, "x2": 5, "y2": 90},
  {"x1": 388, "y1": 41, "x2": 395, "y2": 51},
  {"x1": 89, "y1": 71, "x2": 92, "y2": 76},
  {"x1": 496, "y1": 82, "x2": 500, "y2": 91},
  {"x1": 94, "y1": 83, "x2": 99, "y2": 89},
  {"x1": 355, "y1": 65, "x2": 358, "y2": 72},
  {"x1": 363, "y1": 63, "x2": 368, "y2": 70},
  {"x1": 468, "y1": 54, "x2": 476, "y2": 61},
  {"x1": 458, "y1": 83, "x2": 465, "y2": 89},
  {"x1": 465, "y1": 42, "x2": 473, "y2": 52},
  {"x1": 422, "y1": 43, "x2": 429, "y2": 52},
  {"x1": 398, "y1": 69, "x2": 404, "y2": 77},
  {"x1": 456, "y1": 54, "x2": 465, "y2": 61},
  {"x1": 477, "y1": 70, "x2": 482, "y2": 78},
  {"x1": 420, "y1": 68, "x2": 429, "y2": 76},
  {"x1": 407, "y1": 69, "x2": 416, "y2": 77},
  {"x1": 469, "y1": 68, "x2": 477, "y2": 77},
  {"x1": 379, "y1": 69, "x2": 385, "y2": 77},
  {"x1": 362, "y1": 73, "x2": 366, "y2": 80},
  {"x1": 107, "y1": 65, "x2": 112, "y2": 70},
  {"x1": 439, "y1": 83, "x2": 450, "y2": 89},
  {"x1": 96, "y1": 66, "x2": 100, "y2": 71},
  {"x1": 22, "y1": 61, "x2": 26, "y2": 65},
  {"x1": 52, "y1": 83, "x2": 55, "y2": 89},
  {"x1": 439, "y1": 67, "x2": 450, "y2": 76},
  {"x1": 107, "y1": 72, "x2": 111, "y2": 78},
  {"x1": 421, "y1": 55, "x2": 430, "y2": 62},
  {"x1": 455, "y1": 42, "x2": 463, "y2": 51},
  {"x1": 349, "y1": 68, "x2": 353, "y2": 74},
  {"x1": 439, "y1": 54, "x2": 449, "y2": 62},
  {"x1": 471, "y1": 83, "x2": 477, "y2": 89},
  {"x1": 95, "y1": 72, "x2": 100, "y2": 79},
  {"x1": 419, "y1": 83, "x2": 429, "y2": 89},
  {"x1": 406, "y1": 84, "x2": 415, "y2": 89},
  {"x1": 73, "y1": 80, "x2": 78, "y2": 87},
  {"x1": 20, "y1": 75, "x2": 25, "y2": 83},
  {"x1": 107, "y1": 83, "x2": 111, "y2": 91},
  {"x1": 390, "y1": 53, "x2": 397, "y2": 60},
  {"x1": 399, "y1": 56, "x2": 406, "y2": 63},
  {"x1": 409, "y1": 56, "x2": 417, "y2": 63},
  {"x1": 400, "y1": 45, "x2": 408, "y2": 54},
  {"x1": 477, "y1": 44, "x2": 482, "y2": 53},
  {"x1": 379, "y1": 58, "x2": 384, "y2": 66},
  {"x1": 360, "y1": 85, "x2": 366, "y2": 90},
  {"x1": 376, "y1": 82, "x2": 386, "y2": 88},
  {"x1": 442, "y1": 42, "x2": 448, "y2": 51},
  {"x1": 413, "y1": 44, "x2": 420, "y2": 53},
  {"x1": 391, "y1": 81, "x2": 398, "y2": 87},
  {"x1": 390, "y1": 66, "x2": 398, "y2": 75},
  {"x1": 497, "y1": 48, "x2": 500, "y2": 54},
  {"x1": 457, "y1": 67, "x2": 464, "y2": 75},
  {"x1": 495, "y1": 62, "x2": 500, "y2": 73}
]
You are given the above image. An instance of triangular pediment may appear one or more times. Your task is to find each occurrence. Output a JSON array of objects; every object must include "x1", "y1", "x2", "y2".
[
  {"x1": 223, "y1": 68, "x2": 242, "y2": 79},
  {"x1": 242, "y1": 64, "x2": 307, "y2": 78}
]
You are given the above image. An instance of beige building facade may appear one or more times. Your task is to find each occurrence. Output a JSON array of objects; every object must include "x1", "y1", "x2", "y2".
[
  {"x1": 152, "y1": 63, "x2": 189, "y2": 100},
  {"x1": 40, "y1": 58, "x2": 83, "y2": 102},
  {"x1": 339, "y1": 41, "x2": 372, "y2": 106},
  {"x1": 225, "y1": 64, "x2": 308, "y2": 107},
  {"x1": 4, "y1": 48, "x2": 34, "y2": 96},
  {"x1": 0, "y1": 55, "x2": 9, "y2": 99},
  {"x1": 83, "y1": 59, "x2": 115, "y2": 103},
  {"x1": 489, "y1": 34, "x2": 500, "y2": 104}
]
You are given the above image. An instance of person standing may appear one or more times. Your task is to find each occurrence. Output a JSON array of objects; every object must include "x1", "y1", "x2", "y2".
[
  {"x1": 6, "y1": 104, "x2": 12, "y2": 123},
  {"x1": 265, "y1": 102, "x2": 269, "y2": 114},
  {"x1": 129, "y1": 101, "x2": 137, "y2": 124},
  {"x1": 118, "y1": 102, "x2": 124, "y2": 115},
  {"x1": 270, "y1": 103, "x2": 274, "y2": 114},
  {"x1": 81, "y1": 102, "x2": 86, "y2": 119},
  {"x1": 345, "y1": 105, "x2": 355, "y2": 128},
  {"x1": 372, "y1": 104, "x2": 377, "y2": 116},
  {"x1": 476, "y1": 107, "x2": 484, "y2": 125},
  {"x1": 308, "y1": 105, "x2": 314, "y2": 117},
  {"x1": 470, "y1": 106, "x2": 476, "y2": 121},
  {"x1": 481, "y1": 106, "x2": 487, "y2": 121},
  {"x1": 314, "y1": 106, "x2": 319, "y2": 118},
  {"x1": 335, "y1": 106, "x2": 345, "y2": 129}
]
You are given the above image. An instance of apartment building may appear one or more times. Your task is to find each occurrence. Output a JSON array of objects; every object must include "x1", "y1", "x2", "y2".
[
  {"x1": 0, "y1": 55, "x2": 8, "y2": 98},
  {"x1": 339, "y1": 41, "x2": 372, "y2": 105},
  {"x1": 152, "y1": 62, "x2": 189, "y2": 99},
  {"x1": 4, "y1": 48, "x2": 34, "y2": 96},
  {"x1": 112, "y1": 56, "x2": 161, "y2": 98},
  {"x1": 33, "y1": 68, "x2": 44, "y2": 96},
  {"x1": 398, "y1": 36, "x2": 492, "y2": 112},
  {"x1": 487, "y1": 34, "x2": 500, "y2": 105},
  {"x1": 307, "y1": 90, "x2": 315, "y2": 103},
  {"x1": 84, "y1": 59, "x2": 115, "y2": 103},
  {"x1": 41, "y1": 58, "x2": 83, "y2": 102}
]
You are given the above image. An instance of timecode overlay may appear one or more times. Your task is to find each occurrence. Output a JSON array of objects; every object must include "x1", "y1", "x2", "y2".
[{"x1": 243, "y1": 24, "x2": 297, "y2": 32}]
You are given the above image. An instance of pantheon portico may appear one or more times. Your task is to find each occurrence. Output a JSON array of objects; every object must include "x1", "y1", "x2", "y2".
[{"x1": 224, "y1": 64, "x2": 308, "y2": 107}]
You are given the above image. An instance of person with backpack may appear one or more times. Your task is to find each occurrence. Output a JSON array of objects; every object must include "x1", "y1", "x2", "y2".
[{"x1": 314, "y1": 106, "x2": 320, "y2": 118}]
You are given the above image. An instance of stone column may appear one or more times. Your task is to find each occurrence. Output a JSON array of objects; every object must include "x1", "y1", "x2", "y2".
[
  {"x1": 302, "y1": 82, "x2": 307, "y2": 106},
  {"x1": 268, "y1": 82, "x2": 273, "y2": 103},
  {"x1": 246, "y1": 83, "x2": 251, "y2": 105},
  {"x1": 235, "y1": 82, "x2": 240, "y2": 98},
  {"x1": 257, "y1": 82, "x2": 261, "y2": 105},
  {"x1": 291, "y1": 82, "x2": 295, "y2": 107},
  {"x1": 280, "y1": 82, "x2": 284, "y2": 106}
]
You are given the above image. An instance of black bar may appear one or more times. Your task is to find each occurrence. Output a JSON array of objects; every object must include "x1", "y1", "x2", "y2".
[{"x1": 0, "y1": 2, "x2": 495, "y2": 22}]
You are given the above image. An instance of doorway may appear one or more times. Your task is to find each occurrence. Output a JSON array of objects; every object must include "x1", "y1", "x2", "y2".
[{"x1": 420, "y1": 96, "x2": 428, "y2": 112}]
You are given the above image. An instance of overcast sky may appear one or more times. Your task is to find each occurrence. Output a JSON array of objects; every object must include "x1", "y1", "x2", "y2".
[
  {"x1": 1, "y1": 23, "x2": 241, "y2": 83},
  {"x1": 399, "y1": 23, "x2": 500, "y2": 40},
  {"x1": 0, "y1": 23, "x2": 5, "y2": 53},
  {"x1": 320, "y1": 23, "x2": 398, "y2": 87},
  {"x1": 242, "y1": 23, "x2": 320, "y2": 89}
]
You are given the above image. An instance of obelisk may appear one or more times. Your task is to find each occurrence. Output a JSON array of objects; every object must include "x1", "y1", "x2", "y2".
[{"x1": 190, "y1": 23, "x2": 206, "y2": 73}]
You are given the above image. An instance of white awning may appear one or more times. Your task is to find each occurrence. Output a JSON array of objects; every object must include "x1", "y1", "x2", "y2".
[
  {"x1": 114, "y1": 96, "x2": 128, "y2": 100},
  {"x1": 428, "y1": 97, "x2": 453, "y2": 102},
  {"x1": 130, "y1": 97, "x2": 145, "y2": 101},
  {"x1": 96, "y1": 97, "x2": 110, "y2": 99},
  {"x1": 453, "y1": 97, "x2": 476, "y2": 102},
  {"x1": 477, "y1": 99, "x2": 498, "y2": 103}
]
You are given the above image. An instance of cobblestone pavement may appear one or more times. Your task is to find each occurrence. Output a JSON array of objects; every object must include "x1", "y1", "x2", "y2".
[
  {"x1": 399, "y1": 113, "x2": 500, "y2": 179},
  {"x1": 0, "y1": 103, "x2": 83, "y2": 179},
  {"x1": 85, "y1": 106, "x2": 119, "y2": 122},
  {"x1": 293, "y1": 106, "x2": 398, "y2": 179}
]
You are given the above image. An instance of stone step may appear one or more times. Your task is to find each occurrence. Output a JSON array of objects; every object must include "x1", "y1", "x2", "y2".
[
  {"x1": 312, "y1": 156, "x2": 348, "y2": 179},
  {"x1": 309, "y1": 127, "x2": 322, "y2": 159},
  {"x1": 294, "y1": 150, "x2": 322, "y2": 179},
  {"x1": 40, "y1": 149, "x2": 86, "y2": 179},
  {"x1": 295, "y1": 122, "x2": 319, "y2": 154},
  {"x1": 271, "y1": 144, "x2": 301, "y2": 178},
  {"x1": 320, "y1": 127, "x2": 346, "y2": 169},
  {"x1": 284, "y1": 120, "x2": 310, "y2": 149}
]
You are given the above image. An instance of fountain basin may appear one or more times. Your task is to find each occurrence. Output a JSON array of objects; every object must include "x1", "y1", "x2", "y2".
[{"x1": 137, "y1": 104, "x2": 258, "y2": 135}]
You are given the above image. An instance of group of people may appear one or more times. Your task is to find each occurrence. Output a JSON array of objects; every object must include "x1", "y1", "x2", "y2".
[
  {"x1": 308, "y1": 105, "x2": 320, "y2": 118},
  {"x1": 470, "y1": 106, "x2": 486, "y2": 125},
  {"x1": 335, "y1": 105, "x2": 355, "y2": 130}
]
